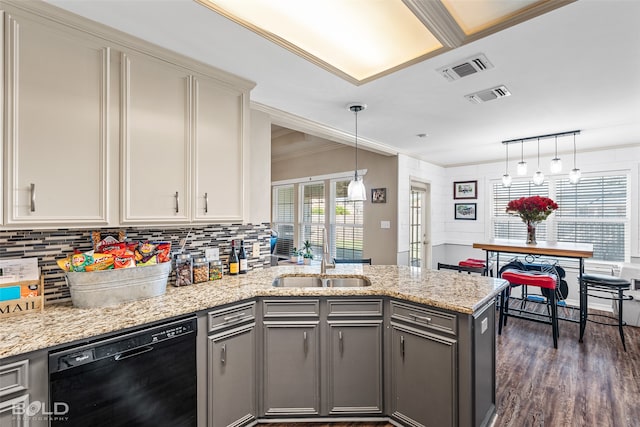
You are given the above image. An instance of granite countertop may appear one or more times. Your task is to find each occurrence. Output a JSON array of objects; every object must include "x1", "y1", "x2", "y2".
[{"x1": 0, "y1": 265, "x2": 508, "y2": 359}]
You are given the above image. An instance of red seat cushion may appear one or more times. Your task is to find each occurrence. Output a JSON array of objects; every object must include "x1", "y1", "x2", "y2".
[
  {"x1": 459, "y1": 258, "x2": 485, "y2": 268},
  {"x1": 501, "y1": 269, "x2": 557, "y2": 289}
]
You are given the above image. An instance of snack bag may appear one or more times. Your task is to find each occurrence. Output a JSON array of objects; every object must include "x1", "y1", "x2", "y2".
[
  {"x1": 70, "y1": 250, "x2": 94, "y2": 272},
  {"x1": 154, "y1": 242, "x2": 172, "y2": 263},
  {"x1": 57, "y1": 256, "x2": 71, "y2": 272},
  {"x1": 137, "y1": 255, "x2": 158, "y2": 267},
  {"x1": 114, "y1": 254, "x2": 136, "y2": 269},
  {"x1": 85, "y1": 253, "x2": 115, "y2": 272},
  {"x1": 136, "y1": 242, "x2": 157, "y2": 263}
]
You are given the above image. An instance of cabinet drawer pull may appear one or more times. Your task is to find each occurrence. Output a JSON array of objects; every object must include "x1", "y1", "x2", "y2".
[
  {"x1": 413, "y1": 314, "x2": 432, "y2": 324},
  {"x1": 175, "y1": 191, "x2": 179, "y2": 213},
  {"x1": 303, "y1": 331, "x2": 308, "y2": 354},
  {"x1": 221, "y1": 343, "x2": 226, "y2": 365},
  {"x1": 223, "y1": 314, "x2": 243, "y2": 323},
  {"x1": 339, "y1": 330, "x2": 344, "y2": 354},
  {"x1": 30, "y1": 183, "x2": 36, "y2": 212},
  {"x1": 204, "y1": 192, "x2": 209, "y2": 214},
  {"x1": 400, "y1": 335, "x2": 405, "y2": 360}
]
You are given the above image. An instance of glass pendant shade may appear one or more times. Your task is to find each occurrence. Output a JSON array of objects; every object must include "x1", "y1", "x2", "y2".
[
  {"x1": 516, "y1": 161, "x2": 527, "y2": 175},
  {"x1": 347, "y1": 175, "x2": 366, "y2": 201},
  {"x1": 550, "y1": 157, "x2": 562, "y2": 173},
  {"x1": 501, "y1": 173, "x2": 512, "y2": 187},
  {"x1": 569, "y1": 168, "x2": 581, "y2": 184},
  {"x1": 533, "y1": 170, "x2": 544, "y2": 186}
]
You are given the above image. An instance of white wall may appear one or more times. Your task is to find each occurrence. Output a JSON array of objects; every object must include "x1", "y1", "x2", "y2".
[
  {"x1": 248, "y1": 109, "x2": 272, "y2": 224},
  {"x1": 396, "y1": 154, "x2": 446, "y2": 266}
]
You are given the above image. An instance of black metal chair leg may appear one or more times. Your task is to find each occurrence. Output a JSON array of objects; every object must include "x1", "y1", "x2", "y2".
[{"x1": 618, "y1": 288, "x2": 627, "y2": 352}]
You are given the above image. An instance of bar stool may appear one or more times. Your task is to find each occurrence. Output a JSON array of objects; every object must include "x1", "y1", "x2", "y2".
[
  {"x1": 499, "y1": 269, "x2": 559, "y2": 348},
  {"x1": 580, "y1": 273, "x2": 633, "y2": 351},
  {"x1": 458, "y1": 258, "x2": 493, "y2": 276}
]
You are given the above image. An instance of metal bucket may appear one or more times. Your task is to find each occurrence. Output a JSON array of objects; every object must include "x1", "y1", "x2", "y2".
[{"x1": 65, "y1": 262, "x2": 171, "y2": 308}]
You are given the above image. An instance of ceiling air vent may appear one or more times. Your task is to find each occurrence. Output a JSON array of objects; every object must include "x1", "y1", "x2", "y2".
[
  {"x1": 437, "y1": 54, "x2": 494, "y2": 82},
  {"x1": 465, "y1": 85, "x2": 511, "y2": 104}
]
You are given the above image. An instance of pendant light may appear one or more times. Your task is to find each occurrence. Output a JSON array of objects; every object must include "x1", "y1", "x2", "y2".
[
  {"x1": 516, "y1": 140, "x2": 527, "y2": 175},
  {"x1": 347, "y1": 103, "x2": 367, "y2": 201},
  {"x1": 569, "y1": 132, "x2": 581, "y2": 184},
  {"x1": 532, "y1": 138, "x2": 545, "y2": 186},
  {"x1": 501, "y1": 142, "x2": 512, "y2": 187},
  {"x1": 550, "y1": 135, "x2": 562, "y2": 173}
]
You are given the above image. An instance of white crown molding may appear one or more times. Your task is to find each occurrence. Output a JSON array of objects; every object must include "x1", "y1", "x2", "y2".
[{"x1": 251, "y1": 101, "x2": 398, "y2": 157}]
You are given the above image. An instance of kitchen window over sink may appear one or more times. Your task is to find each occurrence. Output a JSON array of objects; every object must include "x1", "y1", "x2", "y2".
[
  {"x1": 492, "y1": 173, "x2": 630, "y2": 262},
  {"x1": 272, "y1": 177, "x2": 364, "y2": 261}
]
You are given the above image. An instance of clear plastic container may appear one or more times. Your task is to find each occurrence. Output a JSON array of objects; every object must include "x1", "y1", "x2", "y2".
[
  {"x1": 193, "y1": 257, "x2": 209, "y2": 284},
  {"x1": 209, "y1": 260, "x2": 223, "y2": 281},
  {"x1": 174, "y1": 254, "x2": 193, "y2": 286}
]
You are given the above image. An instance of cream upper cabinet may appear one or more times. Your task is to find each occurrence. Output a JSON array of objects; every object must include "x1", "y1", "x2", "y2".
[
  {"x1": 3, "y1": 11, "x2": 109, "y2": 225},
  {"x1": 192, "y1": 76, "x2": 246, "y2": 222},
  {"x1": 120, "y1": 51, "x2": 191, "y2": 224}
]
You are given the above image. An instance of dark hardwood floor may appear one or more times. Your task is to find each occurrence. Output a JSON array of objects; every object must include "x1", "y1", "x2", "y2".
[{"x1": 259, "y1": 307, "x2": 640, "y2": 427}]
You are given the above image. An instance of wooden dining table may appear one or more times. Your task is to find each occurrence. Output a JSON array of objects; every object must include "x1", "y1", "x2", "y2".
[{"x1": 473, "y1": 239, "x2": 594, "y2": 342}]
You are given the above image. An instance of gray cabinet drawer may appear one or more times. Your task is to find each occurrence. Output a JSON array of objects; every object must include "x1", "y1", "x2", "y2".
[
  {"x1": 0, "y1": 359, "x2": 28, "y2": 397},
  {"x1": 208, "y1": 301, "x2": 256, "y2": 333},
  {"x1": 327, "y1": 299, "x2": 383, "y2": 317},
  {"x1": 390, "y1": 301, "x2": 457, "y2": 336},
  {"x1": 263, "y1": 299, "x2": 320, "y2": 318}
]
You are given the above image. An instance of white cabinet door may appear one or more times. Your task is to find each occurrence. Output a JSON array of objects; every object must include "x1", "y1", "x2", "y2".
[
  {"x1": 4, "y1": 12, "x2": 109, "y2": 225},
  {"x1": 192, "y1": 76, "x2": 245, "y2": 222},
  {"x1": 120, "y1": 51, "x2": 191, "y2": 223}
]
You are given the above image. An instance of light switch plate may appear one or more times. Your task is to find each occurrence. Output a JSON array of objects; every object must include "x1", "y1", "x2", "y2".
[
  {"x1": 205, "y1": 248, "x2": 219, "y2": 261},
  {"x1": 252, "y1": 242, "x2": 261, "y2": 258}
]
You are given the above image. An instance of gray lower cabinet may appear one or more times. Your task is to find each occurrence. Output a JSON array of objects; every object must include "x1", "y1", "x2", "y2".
[
  {"x1": 207, "y1": 302, "x2": 257, "y2": 427},
  {"x1": 326, "y1": 298, "x2": 384, "y2": 415},
  {"x1": 0, "y1": 349, "x2": 48, "y2": 427},
  {"x1": 389, "y1": 301, "x2": 458, "y2": 427},
  {"x1": 262, "y1": 322, "x2": 320, "y2": 416}
]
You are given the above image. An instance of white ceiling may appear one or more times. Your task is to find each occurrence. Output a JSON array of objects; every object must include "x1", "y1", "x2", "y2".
[{"x1": 47, "y1": 0, "x2": 640, "y2": 167}]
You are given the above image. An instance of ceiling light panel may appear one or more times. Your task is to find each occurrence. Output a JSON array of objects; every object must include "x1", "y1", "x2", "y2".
[
  {"x1": 441, "y1": 0, "x2": 545, "y2": 35},
  {"x1": 197, "y1": 0, "x2": 442, "y2": 83}
]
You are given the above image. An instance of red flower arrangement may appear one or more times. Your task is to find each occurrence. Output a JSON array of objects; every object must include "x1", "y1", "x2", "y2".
[{"x1": 506, "y1": 196, "x2": 558, "y2": 223}]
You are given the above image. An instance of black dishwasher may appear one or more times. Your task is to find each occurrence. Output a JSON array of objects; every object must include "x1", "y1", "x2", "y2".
[{"x1": 49, "y1": 316, "x2": 197, "y2": 427}]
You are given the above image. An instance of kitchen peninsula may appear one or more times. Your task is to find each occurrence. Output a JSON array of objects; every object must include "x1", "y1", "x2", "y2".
[{"x1": 0, "y1": 265, "x2": 508, "y2": 427}]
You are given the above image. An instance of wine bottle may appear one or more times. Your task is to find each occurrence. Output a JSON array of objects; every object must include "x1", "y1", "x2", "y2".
[
  {"x1": 228, "y1": 240, "x2": 239, "y2": 275},
  {"x1": 238, "y1": 240, "x2": 248, "y2": 274}
]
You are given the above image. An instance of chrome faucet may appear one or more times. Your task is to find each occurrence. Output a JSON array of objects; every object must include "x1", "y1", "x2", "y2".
[{"x1": 320, "y1": 227, "x2": 335, "y2": 274}]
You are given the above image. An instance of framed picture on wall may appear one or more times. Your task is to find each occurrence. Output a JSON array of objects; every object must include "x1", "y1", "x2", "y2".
[
  {"x1": 453, "y1": 180, "x2": 477, "y2": 199},
  {"x1": 455, "y1": 203, "x2": 477, "y2": 220},
  {"x1": 371, "y1": 188, "x2": 387, "y2": 203}
]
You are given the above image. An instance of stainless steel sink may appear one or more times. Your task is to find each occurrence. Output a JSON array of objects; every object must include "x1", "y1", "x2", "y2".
[
  {"x1": 325, "y1": 277, "x2": 371, "y2": 287},
  {"x1": 272, "y1": 276, "x2": 323, "y2": 288},
  {"x1": 272, "y1": 275, "x2": 371, "y2": 288}
]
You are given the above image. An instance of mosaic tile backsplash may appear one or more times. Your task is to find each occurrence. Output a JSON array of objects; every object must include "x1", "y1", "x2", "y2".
[{"x1": 0, "y1": 223, "x2": 272, "y2": 303}]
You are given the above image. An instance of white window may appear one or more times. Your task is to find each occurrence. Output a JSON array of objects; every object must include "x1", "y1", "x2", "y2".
[
  {"x1": 271, "y1": 176, "x2": 365, "y2": 261},
  {"x1": 272, "y1": 184, "x2": 295, "y2": 259},
  {"x1": 332, "y1": 180, "x2": 364, "y2": 260},
  {"x1": 492, "y1": 173, "x2": 630, "y2": 262},
  {"x1": 300, "y1": 182, "x2": 325, "y2": 258}
]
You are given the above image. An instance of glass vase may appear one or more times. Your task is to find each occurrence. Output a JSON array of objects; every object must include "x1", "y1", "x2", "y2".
[{"x1": 526, "y1": 221, "x2": 538, "y2": 245}]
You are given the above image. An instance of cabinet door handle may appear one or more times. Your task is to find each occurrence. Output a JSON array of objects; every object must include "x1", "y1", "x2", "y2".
[
  {"x1": 174, "y1": 191, "x2": 180, "y2": 213},
  {"x1": 339, "y1": 330, "x2": 344, "y2": 355},
  {"x1": 303, "y1": 331, "x2": 308, "y2": 354},
  {"x1": 30, "y1": 183, "x2": 36, "y2": 212},
  {"x1": 413, "y1": 314, "x2": 432, "y2": 324},
  {"x1": 221, "y1": 343, "x2": 226, "y2": 365},
  {"x1": 204, "y1": 192, "x2": 209, "y2": 214},
  {"x1": 223, "y1": 313, "x2": 243, "y2": 323},
  {"x1": 400, "y1": 335, "x2": 405, "y2": 360}
]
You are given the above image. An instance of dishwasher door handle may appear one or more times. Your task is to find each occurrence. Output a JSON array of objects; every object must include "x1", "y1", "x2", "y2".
[{"x1": 114, "y1": 346, "x2": 154, "y2": 361}]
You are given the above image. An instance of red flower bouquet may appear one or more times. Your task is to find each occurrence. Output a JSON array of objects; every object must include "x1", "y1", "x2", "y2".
[
  {"x1": 506, "y1": 196, "x2": 558, "y2": 244},
  {"x1": 506, "y1": 196, "x2": 558, "y2": 222}
]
